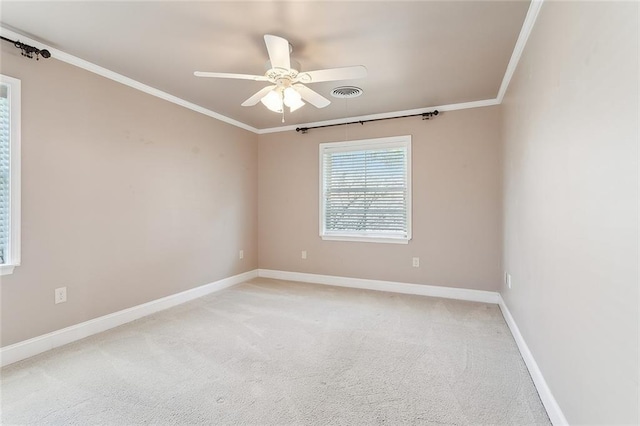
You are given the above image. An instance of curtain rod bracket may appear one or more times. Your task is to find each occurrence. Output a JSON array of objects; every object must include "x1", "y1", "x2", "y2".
[
  {"x1": 1, "y1": 36, "x2": 51, "y2": 60},
  {"x1": 421, "y1": 110, "x2": 439, "y2": 120}
]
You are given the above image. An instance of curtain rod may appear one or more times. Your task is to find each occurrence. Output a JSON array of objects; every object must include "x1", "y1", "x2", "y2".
[
  {"x1": 295, "y1": 110, "x2": 439, "y2": 134},
  {"x1": 1, "y1": 35, "x2": 51, "y2": 60}
]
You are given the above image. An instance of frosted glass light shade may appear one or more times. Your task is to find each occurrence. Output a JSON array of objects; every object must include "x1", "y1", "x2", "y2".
[
  {"x1": 261, "y1": 90, "x2": 283, "y2": 113},
  {"x1": 284, "y1": 87, "x2": 304, "y2": 112},
  {"x1": 283, "y1": 87, "x2": 301, "y2": 106},
  {"x1": 288, "y1": 97, "x2": 305, "y2": 112}
]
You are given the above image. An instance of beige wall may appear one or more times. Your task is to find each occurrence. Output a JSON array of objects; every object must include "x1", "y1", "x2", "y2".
[
  {"x1": 5, "y1": 5, "x2": 637, "y2": 421},
  {"x1": 258, "y1": 107, "x2": 502, "y2": 291},
  {"x1": 501, "y1": 2, "x2": 638, "y2": 424},
  {"x1": 0, "y1": 45, "x2": 259, "y2": 346}
]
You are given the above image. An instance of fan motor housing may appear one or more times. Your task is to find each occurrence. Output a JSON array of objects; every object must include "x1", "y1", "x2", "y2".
[{"x1": 265, "y1": 60, "x2": 301, "y2": 80}]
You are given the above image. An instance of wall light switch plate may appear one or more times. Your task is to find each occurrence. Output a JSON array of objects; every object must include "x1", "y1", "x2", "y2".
[
  {"x1": 412, "y1": 257, "x2": 420, "y2": 267},
  {"x1": 506, "y1": 273, "x2": 512, "y2": 289},
  {"x1": 239, "y1": 250, "x2": 244, "y2": 259},
  {"x1": 301, "y1": 250, "x2": 307, "y2": 260}
]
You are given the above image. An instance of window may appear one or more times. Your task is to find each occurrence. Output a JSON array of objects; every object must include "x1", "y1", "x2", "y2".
[
  {"x1": 319, "y1": 135, "x2": 411, "y2": 244},
  {"x1": 0, "y1": 75, "x2": 21, "y2": 276}
]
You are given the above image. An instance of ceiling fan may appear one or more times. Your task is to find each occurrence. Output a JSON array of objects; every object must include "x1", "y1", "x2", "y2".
[{"x1": 194, "y1": 35, "x2": 367, "y2": 120}]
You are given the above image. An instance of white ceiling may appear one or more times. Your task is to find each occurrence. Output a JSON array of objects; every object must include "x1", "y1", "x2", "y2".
[{"x1": 0, "y1": 1, "x2": 530, "y2": 131}]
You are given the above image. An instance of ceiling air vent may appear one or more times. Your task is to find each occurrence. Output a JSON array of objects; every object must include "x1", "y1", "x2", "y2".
[{"x1": 331, "y1": 86, "x2": 363, "y2": 99}]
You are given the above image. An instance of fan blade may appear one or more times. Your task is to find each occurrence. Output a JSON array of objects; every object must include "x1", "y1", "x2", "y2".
[
  {"x1": 296, "y1": 65, "x2": 367, "y2": 84},
  {"x1": 194, "y1": 71, "x2": 269, "y2": 81},
  {"x1": 264, "y1": 35, "x2": 291, "y2": 70},
  {"x1": 241, "y1": 85, "x2": 277, "y2": 106},
  {"x1": 293, "y1": 84, "x2": 330, "y2": 108}
]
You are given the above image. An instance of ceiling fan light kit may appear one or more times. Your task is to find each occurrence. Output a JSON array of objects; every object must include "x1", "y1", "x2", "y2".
[
  {"x1": 260, "y1": 86, "x2": 305, "y2": 114},
  {"x1": 194, "y1": 34, "x2": 367, "y2": 121}
]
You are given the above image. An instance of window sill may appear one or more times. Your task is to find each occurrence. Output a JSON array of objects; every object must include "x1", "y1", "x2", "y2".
[
  {"x1": 321, "y1": 235, "x2": 410, "y2": 244},
  {"x1": 0, "y1": 264, "x2": 18, "y2": 276}
]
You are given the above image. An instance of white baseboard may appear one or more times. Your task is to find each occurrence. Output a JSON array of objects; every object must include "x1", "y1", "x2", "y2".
[
  {"x1": 498, "y1": 296, "x2": 568, "y2": 426},
  {"x1": 1, "y1": 267, "x2": 566, "y2": 426},
  {"x1": 0, "y1": 269, "x2": 258, "y2": 367},
  {"x1": 257, "y1": 269, "x2": 500, "y2": 304}
]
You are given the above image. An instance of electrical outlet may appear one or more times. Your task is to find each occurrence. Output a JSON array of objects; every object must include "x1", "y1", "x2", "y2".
[
  {"x1": 412, "y1": 257, "x2": 420, "y2": 268},
  {"x1": 505, "y1": 273, "x2": 512, "y2": 289},
  {"x1": 301, "y1": 250, "x2": 307, "y2": 260},
  {"x1": 55, "y1": 287, "x2": 67, "y2": 304},
  {"x1": 239, "y1": 250, "x2": 244, "y2": 260}
]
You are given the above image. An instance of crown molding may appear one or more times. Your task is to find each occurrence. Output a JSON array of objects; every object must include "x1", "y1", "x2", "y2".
[
  {"x1": 0, "y1": 27, "x2": 259, "y2": 134},
  {"x1": 496, "y1": 0, "x2": 545, "y2": 103},
  {"x1": 1, "y1": 0, "x2": 543, "y2": 134}
]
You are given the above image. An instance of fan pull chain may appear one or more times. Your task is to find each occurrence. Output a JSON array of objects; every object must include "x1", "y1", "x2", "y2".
[{"x1": 344, "y1": 98, "x2": 349, "y2": 141}]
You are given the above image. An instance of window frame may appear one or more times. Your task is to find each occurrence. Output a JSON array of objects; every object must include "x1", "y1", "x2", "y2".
[
  {"x1": 319, "y1": 135, "x2": 412, "y2": 244},
  {"x1": 0, "y1": 75, "x2": 22, "y2": 276}
]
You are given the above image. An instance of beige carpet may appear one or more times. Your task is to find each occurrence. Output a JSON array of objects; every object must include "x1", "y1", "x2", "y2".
[{"x1": 1, "y1": 278, "x2": 550, "y2": 425}]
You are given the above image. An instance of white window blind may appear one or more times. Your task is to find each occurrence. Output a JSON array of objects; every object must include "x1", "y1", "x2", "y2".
[
  {"x1": 0, "y1": 75, "x2": 21, "y2": 275},
  {"x1": 0, "y1": 85, "x2": 10, "y2": 265},
  {"x1": 320, "y1": 136, "x2": 411, "y2": 243}
]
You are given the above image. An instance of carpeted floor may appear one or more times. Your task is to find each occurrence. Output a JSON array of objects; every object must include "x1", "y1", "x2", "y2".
[{"x1": 1, "y1": 278, "x2": 550, "y2": 425}]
